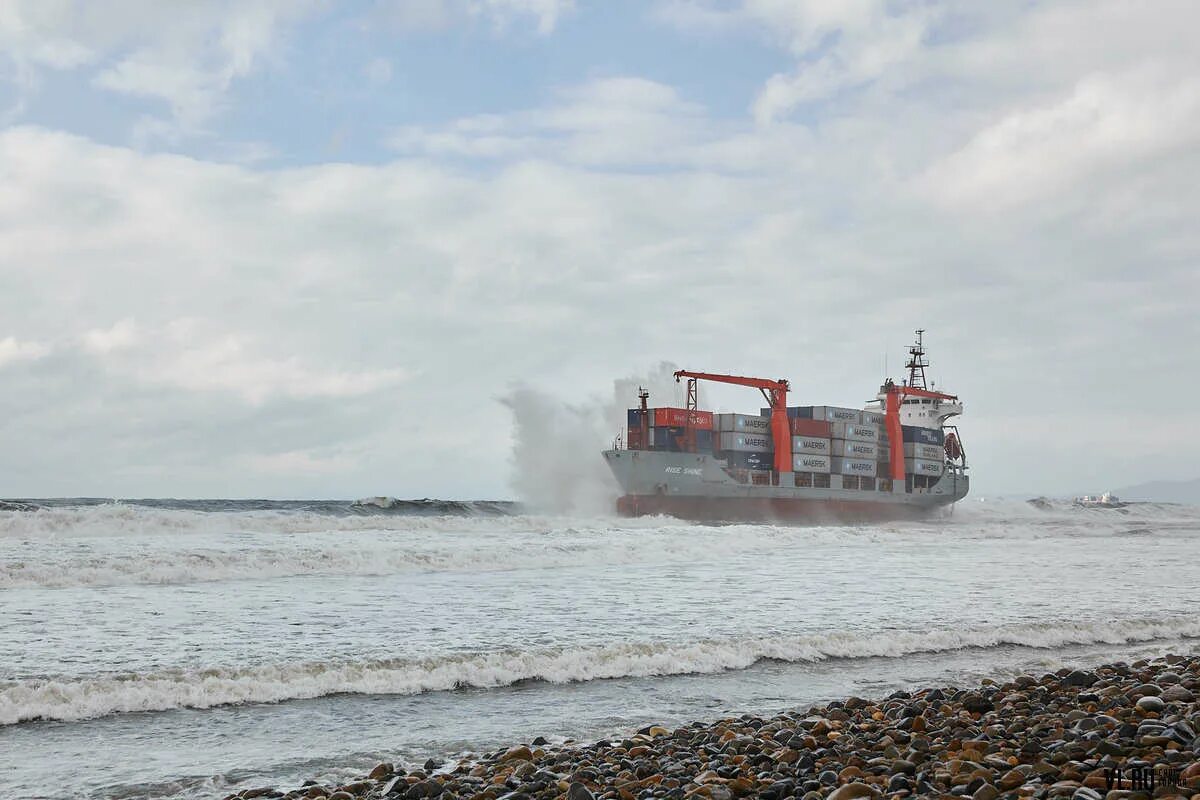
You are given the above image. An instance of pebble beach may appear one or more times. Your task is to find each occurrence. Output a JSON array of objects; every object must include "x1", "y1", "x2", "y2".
[{"x1": 240, "y1": 654, "x2": 1200, "y2": 800}]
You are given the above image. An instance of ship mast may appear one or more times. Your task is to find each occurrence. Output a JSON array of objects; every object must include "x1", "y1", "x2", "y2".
[{"x1": 905, "y1": 329, "x2": 929, "y2": 390}]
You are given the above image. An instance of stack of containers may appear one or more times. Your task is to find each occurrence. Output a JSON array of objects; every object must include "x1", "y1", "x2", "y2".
[
  {"x1": 715, "y1": 413, "x2": 773, "y2": 471},
  {"x1": 789, "y1": 416, "x2": 832, "y2": 479},
  {"x1": 828, "y1": 410, "x2": 878, "y2": 489},
  {"x1": 902, "y1": 425, "x2": 945, "y2": 478},
  {"x1": 626, "y1": 409, "x2": 645, "y2": 449},
  {"x1": 638, "y1": 407, "x2": 714, "y2": 453}
]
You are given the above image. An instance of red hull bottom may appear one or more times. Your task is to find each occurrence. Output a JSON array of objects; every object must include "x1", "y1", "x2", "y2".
[{"x1": 616, "y1": 494, "x2": 945, "y2": 524}]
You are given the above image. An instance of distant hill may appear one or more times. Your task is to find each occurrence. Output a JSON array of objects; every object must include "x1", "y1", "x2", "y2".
[{"x1": 1112, "y1": 477, "x2": 1200, "y2": 504}]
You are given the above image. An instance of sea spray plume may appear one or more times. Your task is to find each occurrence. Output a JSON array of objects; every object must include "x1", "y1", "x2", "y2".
[
  {"x1": 500, "y1": 387, "x2": 614, "y2": 514},
  {"x1": 499, "y1": 363, "x2": 684, "y2": 514}
]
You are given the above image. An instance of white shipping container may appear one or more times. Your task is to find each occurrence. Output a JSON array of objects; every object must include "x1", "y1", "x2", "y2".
[
  {"x1": 715, "y1": 413, "x2": 772, "y2": 435},
  {"x1": 719, "y1": 432, "x2": 773, "y2": 452},
  {"x1": 861, "y1": 411, "x2": 884, "y2": 425},
  {"x1": 791, "y1": 436, "x2": 830, "y2": 455},
  {"x1": 832, "y1": 457, "x2": 878, "y2": 476},
  {"x1": 810, "y1": 406, "x2": 862, "y2": 423},
  {"x1": 904, "y1": 442, "x2": 943, "y2": 460},
  {"x1": 832, "y1": 439, "x2": 878, "y2": 459},
  {"x1": 906, "y1": 457, "x2": 944, "y2": 476},
  {"x1": 831, "y1": 422, "x2": 879, "y2": 442},
  {"x1": 792, "y1": 453, "x2": 832, "y2": 474}
]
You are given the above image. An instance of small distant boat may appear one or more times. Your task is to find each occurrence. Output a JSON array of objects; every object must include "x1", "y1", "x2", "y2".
[{"x1": 1074, "y1": 491, "x2": 1125, "y2": 509}]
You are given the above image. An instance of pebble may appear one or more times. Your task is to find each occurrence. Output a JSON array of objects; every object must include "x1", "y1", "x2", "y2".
[
  {"x1": 261, "y1": 655, "x2": 1200, "y2": 800},
  {"x1": 1134, "y1": 695, "x2": 1164, "y2": 712}
]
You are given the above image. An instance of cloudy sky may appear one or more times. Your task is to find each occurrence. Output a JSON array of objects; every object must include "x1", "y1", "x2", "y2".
[{"x1": 1, "y1": 0, "x2": 1196, "y2": 501}]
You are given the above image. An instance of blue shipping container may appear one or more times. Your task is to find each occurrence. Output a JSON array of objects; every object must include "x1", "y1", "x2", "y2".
[
  {"x1": 627, "y1": 409, "x2": 645, "y2": 428},
  {"x1": 723, "y1": 450, "x2": 773, "y2": 470},
  {"x1": 695, "y1": 429, "x2": 714, "y2": 451},
  {"x1": 901, "y1": 425, "x2": 944, "y2": 445},
  {"x1": 650, "y1": 426, "x2": 687, "y2": 452}
]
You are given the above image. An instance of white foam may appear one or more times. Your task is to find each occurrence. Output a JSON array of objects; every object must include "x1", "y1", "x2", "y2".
[{"x1": 5, "y1": 615, "x2": 1197, "y2": 725}]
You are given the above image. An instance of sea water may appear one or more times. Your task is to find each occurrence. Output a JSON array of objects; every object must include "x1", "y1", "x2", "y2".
[{"x1": 2, "y1": 498, "x2": 1199, "y2": 799}]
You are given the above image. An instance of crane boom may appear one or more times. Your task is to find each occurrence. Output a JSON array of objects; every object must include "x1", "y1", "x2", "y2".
[{"x1": 674, "y1": 370, "x2": 792, "y2": 477}]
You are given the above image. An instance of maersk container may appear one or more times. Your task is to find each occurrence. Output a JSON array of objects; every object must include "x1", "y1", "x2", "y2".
[
  {"x1": 831, "y1": 422, "x2": 879, "y2": 442},
  {"x1": 832, "y1": 439, "x2": 877, "y2": 459},
  {"x1": 790, "y1": 418, "x2": 833, "y2": 437},
  {"x1": 792, "y1": 453, "x2": 832, "y2": 474},
  {"x1": 725, "y1": 450, "x2": 773, "y2": 470},
  {"x1": 812, "y1": 406, "x2": 863, "y2": 423},
  {"x1": 715, "y1": 413, "x2": 772, "y2": 435},
  {"x1": 906, "y1": 457, "x2": 944, "y2": 476},
  {"x1": 792, "y1": 436, "x2": 830, "y2": 455},
  {"x1": 832, "y1": 457, "x2": 878, "y2": 477},
  {"x1": 904, "y1": 442, "x2": 943, "y2": 460},
  {"x1": 902, "y1": 425, "x2": 944, "y2": 445},
  {"x1": 718, "y1": 432, "x2": 773, "y2": 452},
  {"x1": 861, "y1": 411, "x2": 884, "y2": 426}
]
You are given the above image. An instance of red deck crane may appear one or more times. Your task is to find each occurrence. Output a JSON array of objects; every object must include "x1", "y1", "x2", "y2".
[{"x1": 674, "y1": 370, "x2": 791, "y2": 476}]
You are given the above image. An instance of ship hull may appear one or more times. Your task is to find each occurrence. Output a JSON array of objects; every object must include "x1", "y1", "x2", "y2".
[{"x1": 603, "y1": 449, "x2": 968, "y2": 524}]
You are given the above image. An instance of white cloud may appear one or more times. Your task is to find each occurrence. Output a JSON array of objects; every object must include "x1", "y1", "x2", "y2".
[
  {"x1": 374, "y1": 0, "x2": 574, "y2": 34},
  {"x1": 0, "y1": 1, "x2": 318, "y2": 139},
  {"x1": 921, "y1": 67, "x2": 1200, "y2": 208},
  {"x1": 0, "y1": 336, "x2": 50, "y2": 368},
  {"x1": 82, "y1": 319, "x2": 139, "y2": 354}
]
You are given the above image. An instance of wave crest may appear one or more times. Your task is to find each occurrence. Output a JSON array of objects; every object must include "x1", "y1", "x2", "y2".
[{"x1": 5, "y1": 615, "x2": 1198, "y2": 725}]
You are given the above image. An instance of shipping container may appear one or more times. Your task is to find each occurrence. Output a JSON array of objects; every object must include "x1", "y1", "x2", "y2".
[
  {"x1": 861, "y1": 411, "x2": 884, "y2": 426},
  {"x1": 812, "y1": 406, "x2": 863, "y2": 423},
  {"x1": 767, "y1": 406, "x2": 862, "y2": 422},
  {"x1": 627, "y1": 428, "x2": 644, "y2": 449},
  {"x1": 902, "y1": 425, "x2": 944, "y2": 445},
  {"x1": 725, "y1": 450, "x2": 774, "y2": 471},
  {"x1": 695, "y1": 429, "x2": 714, "y2": 452},
  {"x1": 832, "y1": 439, "x2": 878, "y2": 459},
  {"x1": 903, "y1": 442, "x2": 943, "y2": 460},
  {"x1": 792, "y1": 436, "x2": 831, "y2": 455},
  {"x1": 876, "y1": 444, "x2": 892, "y2": 462},
  {"x1": 790, "y1": 418, "x2": 833, "y2": 437},
  {"x1": 832, "y1": 457, "x2": 878, "y2": 477},
  {"x1": 627, "y1": 409, "x2": 645, "y2": 429},
  {"x1": 718, "y1": 432, "x2": 773, "y2": 452},
  {"x1": 714, "y1": 413, "x2": 772, "y2": 435},
  {"x1": 906, "y1": 457, "x2": 945, "y2": 477},
  {"x1": 650, "y1": 407, "x2": 714, "y2": 429},
  {"x1": 831, "y1": 422, "x2": 879, "y2": 442},
  {"x1": 649, "y1": 426, "x2": 686, "y2": 452},
  {"x1": 761, "y1": 407, "x2": 809, "y2": 418},
  {"x1": 792, "y1": 453, "x2": 832, "y2": 474}
]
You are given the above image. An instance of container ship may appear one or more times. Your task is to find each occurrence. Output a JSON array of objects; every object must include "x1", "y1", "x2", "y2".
[{"x1": 603, "y1": 331, "x2": 968, "y2": 522}]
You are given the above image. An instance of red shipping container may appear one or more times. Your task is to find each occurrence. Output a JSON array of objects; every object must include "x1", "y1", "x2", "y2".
[
  {"x1": 650, "y1": 408, "x2": 713, "y2": 429},
  {"x1": 790, "y1": 418, "x2": 833, "y2": 437}
]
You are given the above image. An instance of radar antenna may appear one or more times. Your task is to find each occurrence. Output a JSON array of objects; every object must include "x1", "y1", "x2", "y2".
[{"x1": 905, "y1": 329, "x2": 929, "y2": 390}]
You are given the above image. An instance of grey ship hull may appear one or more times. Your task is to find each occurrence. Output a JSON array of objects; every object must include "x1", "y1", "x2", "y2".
[{"x1": 603, "y1": 449, "x2": 968, "y2": 523}]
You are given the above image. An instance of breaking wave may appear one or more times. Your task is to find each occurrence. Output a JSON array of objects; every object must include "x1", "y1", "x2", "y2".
[
  {"x1": 5, "y1": 615, "x2": 1199, "y2": 725},
  {"x1": 0, "y1": 521, "x2": 856, "y2": 589}
]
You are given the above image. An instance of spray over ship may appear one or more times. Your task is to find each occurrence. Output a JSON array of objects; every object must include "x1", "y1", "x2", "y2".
[{"x1": 603, "y1": 331, "x2": 969, "y2": 522}]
